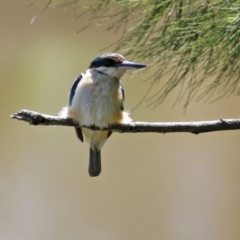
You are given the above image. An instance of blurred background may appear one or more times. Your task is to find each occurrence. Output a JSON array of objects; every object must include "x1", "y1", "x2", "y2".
[{"x1": 1, "y1": 1, "x2": 240, "y2": 240}]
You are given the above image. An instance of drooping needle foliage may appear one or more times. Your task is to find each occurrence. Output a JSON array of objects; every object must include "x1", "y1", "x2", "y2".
[{"x1": 33, "y1": 0, "x2": 240, "y2": 108}]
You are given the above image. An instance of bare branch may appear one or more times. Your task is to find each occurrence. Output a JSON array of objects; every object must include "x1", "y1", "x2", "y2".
[{"x1": 10, "y1": 109, "x2": 240, "y2": 135}]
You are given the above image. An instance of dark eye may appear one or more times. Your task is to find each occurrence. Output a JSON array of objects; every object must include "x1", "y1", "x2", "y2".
[{"x1": 104, "y1": 58, "x2": 114, "y2": 66}]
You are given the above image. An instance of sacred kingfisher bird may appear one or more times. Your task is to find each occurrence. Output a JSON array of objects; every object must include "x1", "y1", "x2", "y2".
[{"x1": 64, "y1": 53, "x2": 146, "y2": 177}]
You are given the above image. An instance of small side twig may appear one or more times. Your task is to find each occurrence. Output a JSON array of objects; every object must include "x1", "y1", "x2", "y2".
[{"x1": 10, "y1": 109, "x2": 240, "y2": 135}]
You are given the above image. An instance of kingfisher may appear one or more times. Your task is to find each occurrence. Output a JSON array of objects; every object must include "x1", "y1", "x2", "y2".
[{"x1": 63, "y1": 53, "x2": 146, "y2": 177}]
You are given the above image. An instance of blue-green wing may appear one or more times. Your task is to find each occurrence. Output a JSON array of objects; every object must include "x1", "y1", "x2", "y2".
[
  {"x1": 120, "y1": 81, "x2": 125, "y2": 111},
  {"x1": 69, "y1": 74, "x2": 82, "y2": 106},
  {"x1": 69, "y1": 74, "x2": 84, "y2": 142}
]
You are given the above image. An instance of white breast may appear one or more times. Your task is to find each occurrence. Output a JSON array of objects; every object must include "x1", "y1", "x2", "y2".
[{"x1": 67, "y1": 70, "x2": 131, "y2": 128}]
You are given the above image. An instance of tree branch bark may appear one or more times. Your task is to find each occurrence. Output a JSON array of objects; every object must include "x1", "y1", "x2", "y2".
[{"x1": 10, "y1": 109, "x2": 240, "y2": 134}]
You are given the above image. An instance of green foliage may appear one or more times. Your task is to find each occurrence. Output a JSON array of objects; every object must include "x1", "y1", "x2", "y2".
[{"x1": 34, "y1": 0, "x2": 240, "y2": 107}]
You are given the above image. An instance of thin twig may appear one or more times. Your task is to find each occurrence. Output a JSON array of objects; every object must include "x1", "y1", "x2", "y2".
[{"x1": 10, "y1": 109, "x2": 240, "y2": 135}]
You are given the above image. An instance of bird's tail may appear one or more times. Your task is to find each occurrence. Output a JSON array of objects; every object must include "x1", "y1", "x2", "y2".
[{"x1": 89, "y1": 148, "x2": 101, "y2": 177}]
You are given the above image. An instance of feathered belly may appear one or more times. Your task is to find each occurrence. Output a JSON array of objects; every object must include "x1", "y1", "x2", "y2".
[
  {"x1": 82, "y1": 128, "x2": 109, "y2": 150},
  {"x1": 66, "y1": 73, "x2": 132, "y2": 150},
  {"x1": 68, "y1": 81, "x2": 130, "y2": 128}
]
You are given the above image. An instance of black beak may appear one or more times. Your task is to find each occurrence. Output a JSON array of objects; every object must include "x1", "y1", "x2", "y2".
[{"x1": 115, "y1": 60, "x2": 147, "y2": 69}]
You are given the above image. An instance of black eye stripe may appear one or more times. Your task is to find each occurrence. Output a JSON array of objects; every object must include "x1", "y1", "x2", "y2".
[
  {"x1": 104, "y1": 58, "x2": 115, "y2": 65},
  {"x1": 89, "y1": 53, "x2": 126, "y2": 68},
  {"x1": 89, "y1": 57, "x2": 115, "y2": 68}
]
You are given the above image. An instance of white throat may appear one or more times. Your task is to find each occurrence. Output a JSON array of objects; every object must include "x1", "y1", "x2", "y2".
[{"x1": 95, "y1": 66, "x2": 126, "y2": 79}]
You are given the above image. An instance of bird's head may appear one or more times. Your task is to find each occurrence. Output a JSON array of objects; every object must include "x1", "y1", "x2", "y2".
[{"x1": 89, "y1": 53, "x2": 147, "y2": 79}]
